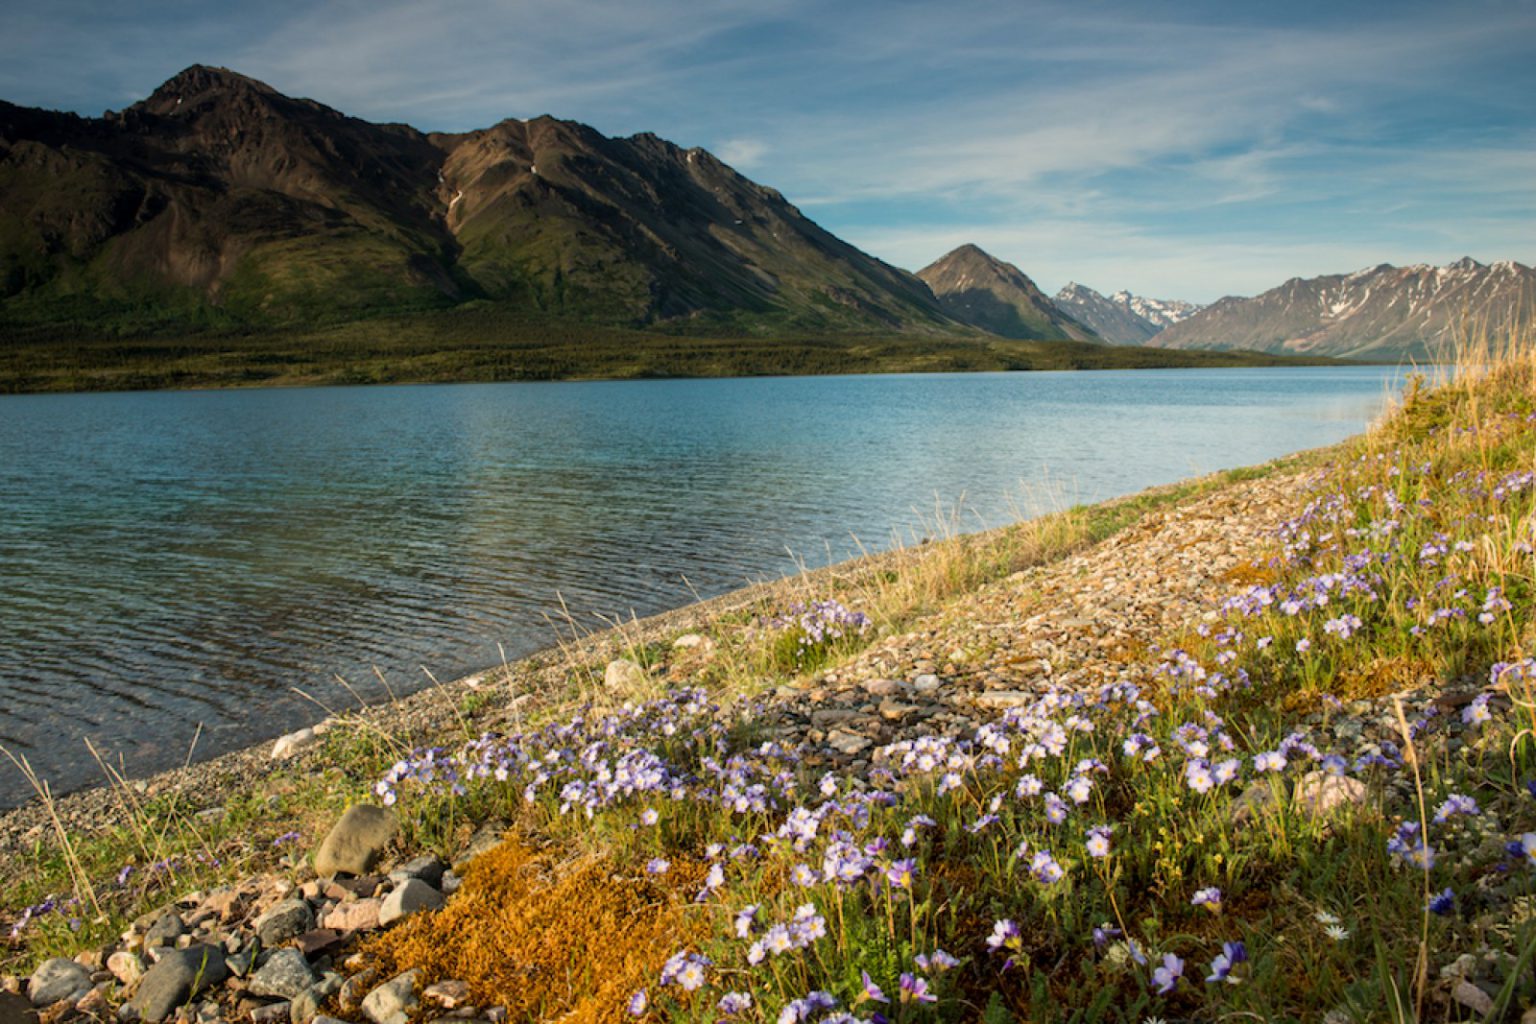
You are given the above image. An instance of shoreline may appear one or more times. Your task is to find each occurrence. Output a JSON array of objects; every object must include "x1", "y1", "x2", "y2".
[{"x1": 0, "y1": 447, "x2": 1322, "y2": 868}]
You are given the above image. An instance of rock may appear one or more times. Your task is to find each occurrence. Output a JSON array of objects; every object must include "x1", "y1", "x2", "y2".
[
  {"x1": 313, "y1": 806, "x2": 397, "y2": 879},
  {"x1": 143, "y1": 915, "x2": 186, "y2": 950},
  {"x1": 319, "y1": 900, "x2": 381, "y2": 933},
  {"x1": 312, "y1": 1017, "x2": 349, "y2": 1024},
  {"x1": 422, "y1": 981, "x2": 469, "y2": 1010},
  {"x1": 1293, "y1": 772, "x2": 1368, "y2": 817},
  {"x1": 671, "y1": 634, "x2": 713, "y2": 652},
  {"x1": 271, "y1": 728, "x2": 320, "y2": 761},
  {"x1": 862, "y1": 679, "x2": 902, "y2": 697},
  {"x1": 826, "y1": 730, "x2": 872, "y2": 756},
  {"x1": 878, "y1": 700, "x2": 919, "y2": 721},
  {"x1": 288, "y1": 989, "x2": 321, "y2": 1024},
  {"x1": 250, "y1": 1002, "x2": 290, "y2": 1024},
  {"x1": 226, "y1": 950, "x2": 257, "y2": 979},
  {"x1": 360, "y1": 971, "x2": 420, "y2": 1024},
  {"x1": 451, "y1": 821, "x2": 507, "y2": 873},
  {"x1": 129, "y1": 946, "x2": 228, "y2": 1023},
  {"x1": 248, "y1": 951, "x2": 315, "y2": 1001},
  {"x1": 913, "y1": 674, "x2": 941, "y2": 692},
  {"x1": 107, "y1": 954, "x2": 145, "y2": 988},
  {"x1": 75, "y1": 989, "x2": 109, "y2": 1018},
  {"x1": 972, "y1": 690, "x2": 1033, "y2": 710},
  {"x1": 254, "y1": 901, "x2": 315, "y2": 947},
  {"x1": 810, "y1": 709, "x2": 859, "y2": 728},
  {"x1": 1, "y1": 992, "x2": 40, "y2": 1024},
  {"x1": 294, "y1": 930, "x2": 346, "y2": 959},
  {"x1": 27, "y1": 961, "x2": 91, "y2": 1008},
  {"x1": 388, "y1": 856, "x2": 446, "y2": 889},
  {"x1": 602, "y1": 659, "x2": 655, "y2": 698},
  {"x1": 378, "y1": 880, "x2": 444, "y2": 927},
  {"x1": 1451, "y1": 980, "x2": 1494, "y2": 1016}
]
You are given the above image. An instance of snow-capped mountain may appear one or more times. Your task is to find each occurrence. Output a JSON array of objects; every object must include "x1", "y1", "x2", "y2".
[
  {"x1": 1146, "y1": 258, "x2": 1535, "y2": 360},
  {"x1": 1053, "y1": 283, "x2": 1202, "y2": 345}
]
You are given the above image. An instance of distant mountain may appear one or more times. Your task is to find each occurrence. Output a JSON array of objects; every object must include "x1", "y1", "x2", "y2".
[
  {"x1": 916, "y1": 245, "x2": 1097, "y2": 342},
  {"x1": 1148, "y1": 259, "x2": 1536, "y2": 359},
  {"x1": 1053, "y1": 283, "x2": 1201, "y2": 345},
  {"x1": 0, "y1": 65, "x2": 955, "y2": 333}
]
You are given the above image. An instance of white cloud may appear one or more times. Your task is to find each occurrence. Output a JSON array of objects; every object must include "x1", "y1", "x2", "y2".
[{"x1": 715, "y1": 137, "x2": 767, "y2": 169}]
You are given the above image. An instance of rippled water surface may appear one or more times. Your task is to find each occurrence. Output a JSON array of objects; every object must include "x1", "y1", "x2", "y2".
[{"x1": 0, "y1": 366, "x2": 1403, "y2": 803}]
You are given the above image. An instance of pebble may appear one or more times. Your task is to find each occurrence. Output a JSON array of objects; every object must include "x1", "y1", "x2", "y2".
[
  {"x1": 387, "y1": 856, "x2": 446, "y2": 890},
  {"x1": 247, "y1": 950, "x2": 315, "y2": 1001},
  {"x1": 319, "y1": 900, "x2": 381, "y2": 933},
  {"x1": 602, "y1": 659, "x2": 654, "y2": 697},
  {"x1": 254, "y1": 901, "x2": 314, "y2": 948},
  {"x1": 378, "y1": 880, "x2": 444, "y2": 927},
  {"x1": 270, "y1": 729, "x2": 319, "y2": 761},
  {"x1": 1293, "y1": 772, "x2": 1368, "y2": 818},
  {"x1": 25, "y1": 962, "x2": 91, "y2": 1009},
  {"x1": 1451, "y1": 979, "x2": 1494, "y2": 1016},
  {"x1": 106, "y1": 954, "x2": 145, "y2": 988},
  {"x1": 143, "y1": 915, "x2": 185, "y2": 950},
  {"x1": 360, "y1": 971, "x2": 420, "y2": 1024},
  {"x1": 129, "y1": 946, "x2": 228, "y2": 1024}
]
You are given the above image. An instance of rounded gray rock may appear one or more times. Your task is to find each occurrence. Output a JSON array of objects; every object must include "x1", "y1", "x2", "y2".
[
  {"x1": 129, "y1": 945, "x2": 229, "y2": 1023},
  {"x1": 314, "y1": 805, "x2": 397, "y2": 878},
  {"x1": 143, "y1": 913, "x2": 186, "y2": 949},
  {"x1": 378, "y1": 879, "x2": 444, "y2": 927},
  {"x1": 361, "y1": 970, "x2": 420, "y2": 1024},
  {"x1": 255, "y1": 900, "x2": 315, "y2": 947},
  {"x1": 27, "y1": 958, "x2": 92, "y2": 1007},
  {"x1": 248, "y1": 949, "x2": 316, "y2": 1001}
]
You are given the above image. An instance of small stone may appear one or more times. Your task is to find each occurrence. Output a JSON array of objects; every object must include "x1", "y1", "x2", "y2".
[
  {"x1": 422, "y1": 981, "x2": 469, "y2": 1010},
  {"x1": 249, "y1": 1003, "x2": 289, "y2": 1024},
  {"x1": 248, "y1": 951, "x2": 315, "y2": 1002},
  {"x1": 602, "y1": 659, "x2": 656, "y2": 698},
  {"x1": 861, "y1": 679, "x2": 902, "y2": 697},
  {"x1": 360, "y1": 971, "x2": 419, "y2": 1024},
  {"x1": 1451, "y1": 980, "x2": 1494, "y2": 1017},
  {"x1": 27, "y1": 961, "x2": 92, "y2": 1008},
  {"x1": 107, "y1": 954, "x2": 146, "y2": 988},
  {"x1": 387, "y1": 856, "x2": 446, "y2": 890},
  {"x1": 319, "y1": 900, "x2": 381, "y2": 933},
  {"x1": 129, "y1": 946, "x2": 228, "y2": 1024},
  {"x1": 288, "y1": 990, "x2": 321, "y2": 1024},
  {"x1": 1293, "y1": 772, "x2": 1368, "y2": 817},
  {"x1": 312, "y1": 1018, "x2": 349, "y2": 1024},
  {"x1": 878, "y1": 700, "x2": 919, "y2": 721},
  {"x1": 671, "y1": 634, "x2": 712, "y2": 652},
  {"x1": 378, "y1": 880, "x2": 444, "y2": 927},
  {"x1": 293, "y1": 931, "x2": 346, "y2": 959},
  {"x1": 972, "y1": 690, "x2": 1032, "y2": 709},
  {"x1": 254, "y1": 901, "x2": 315, "y2": 948},
  {"x1": 143, "y1": 915, "x2": 186, "y2": 950},
  {"x1": 313, "y1": 806, "x2": 398, "y2": 879},
  {"x1": 271, "y1": 729, "x2": 319, "y2": 761},
  {"x1": 912, "y1": 674, "x2": 940, "y2": 692},
  {"x1": 74, "y1": 990, "x2": 108, "y2": 1018},
  {"x1": 826, "y1": 730, "x2": 872, "y2": 756},
  {"x1": 225, "y1": 951, "x2": 257, "y2": 980}
]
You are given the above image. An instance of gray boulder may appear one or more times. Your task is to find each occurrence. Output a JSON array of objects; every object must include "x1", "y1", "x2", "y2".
[
  {"x1": 314, "y1": 805, "x2": 397, "y2": 878},
  {"x1": 129, "y1": 945, "x2": 229, "y2": 1023}
]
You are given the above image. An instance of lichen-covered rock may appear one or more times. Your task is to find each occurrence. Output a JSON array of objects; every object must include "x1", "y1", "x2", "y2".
[
  {"x1": 25, "y1": 960, "x2": 91, "y2": 1008},
  {"x1": 254, "y1": 900, "x2": 314, "y2": 947},
  {"x1": 248, "y1": 949, "x2": 315, "y2": 1001},
  {"x1": 361, "y1": 971, "x2": 420, "y2": 1024}
]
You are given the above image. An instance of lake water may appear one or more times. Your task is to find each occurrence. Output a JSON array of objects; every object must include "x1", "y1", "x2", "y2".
[{"x1": 0, "y1": 366, "x2": 1403, "y2": 805}]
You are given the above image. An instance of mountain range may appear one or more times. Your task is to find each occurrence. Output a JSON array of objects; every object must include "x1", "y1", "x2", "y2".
[
  {"x1": 1052, "y1": 283, "x2": 1201, "y2": 345},
  {"x1": 1147, "y1": 259, "x2": 1536, "y2": 359},
  {"x1": 1, "y1": 66, "x2": 1530, "y2": 369}
]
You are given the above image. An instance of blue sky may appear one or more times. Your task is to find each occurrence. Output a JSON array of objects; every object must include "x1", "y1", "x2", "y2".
[{"x1": 3, "y1": 0, "x2": 1533, "y2": 302}]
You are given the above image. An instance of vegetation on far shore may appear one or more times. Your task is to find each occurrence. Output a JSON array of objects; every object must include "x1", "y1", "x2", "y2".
[
  {"x1": 0, "y1": 304, "x2": 1355, "y2": 395},
  {"x1": 6, "y1": 332, "x2": 1534, "y2": 1024}
]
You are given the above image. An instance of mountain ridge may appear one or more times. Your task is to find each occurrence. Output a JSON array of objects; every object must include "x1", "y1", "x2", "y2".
[
  {"x1": 0, "y1": 65, "x2": 957, "y2": 335},
  {"x1": 1052, "y1": 283, "x2": 1200, "y2": 345},
  {"x1": 915, "y1": 244, "x2": 1097, "y2": 342},
  {"x1": 1147, "y1": 258, "x2": 1536, "y2": 359}
]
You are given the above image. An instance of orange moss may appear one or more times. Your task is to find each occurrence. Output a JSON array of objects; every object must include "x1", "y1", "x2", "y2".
[
  {"x1": 364, "y1": 837, "x2": 709, "y2": 1022},
  {"x1": 1222, "y1": 559, "x2": 1281, "y2": 587}
]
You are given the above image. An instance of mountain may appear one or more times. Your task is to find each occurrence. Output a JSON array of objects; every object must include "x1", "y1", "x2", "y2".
[
  {"x1": 915, "y1": 245, "x2": 1097, "y2": 342},
  {"x1": 0, "y1": 66, "x2": 953, "y2": 333},
  {"x1": 1053, "y1": 283, "x2": 1201, "y2": 345},
  {"x1": 1148, "y1": 259, "x2": 1536, "y2": 359}
]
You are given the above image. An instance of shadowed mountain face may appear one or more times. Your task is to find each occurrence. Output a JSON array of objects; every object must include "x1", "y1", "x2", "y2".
[
  {"x1": 1148, "y1": 259, "x2": 1536, "y2": 360},
  {"x1": 915, "y1": 245, "x2": 1098, "y2": 342},
  {"x1": 0, "y1": 66, "x2": 952, "y2": 332}
]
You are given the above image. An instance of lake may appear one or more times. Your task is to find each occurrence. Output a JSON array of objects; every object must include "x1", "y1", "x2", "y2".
[{"x1": 0, "y1": 366, "x2": 1404, "y2": 805}]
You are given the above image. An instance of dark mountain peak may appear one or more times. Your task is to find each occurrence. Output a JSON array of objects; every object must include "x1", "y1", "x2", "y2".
[
  {"x1": 1449, "y1": 256, "x2": 1484, "y2": 272},
  {"x1": 917, "y1": 244, "x2": 1096, "y2": 343},
  {"x1": 133, "y1": 65, "x2": 280, "y2": 115}
]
